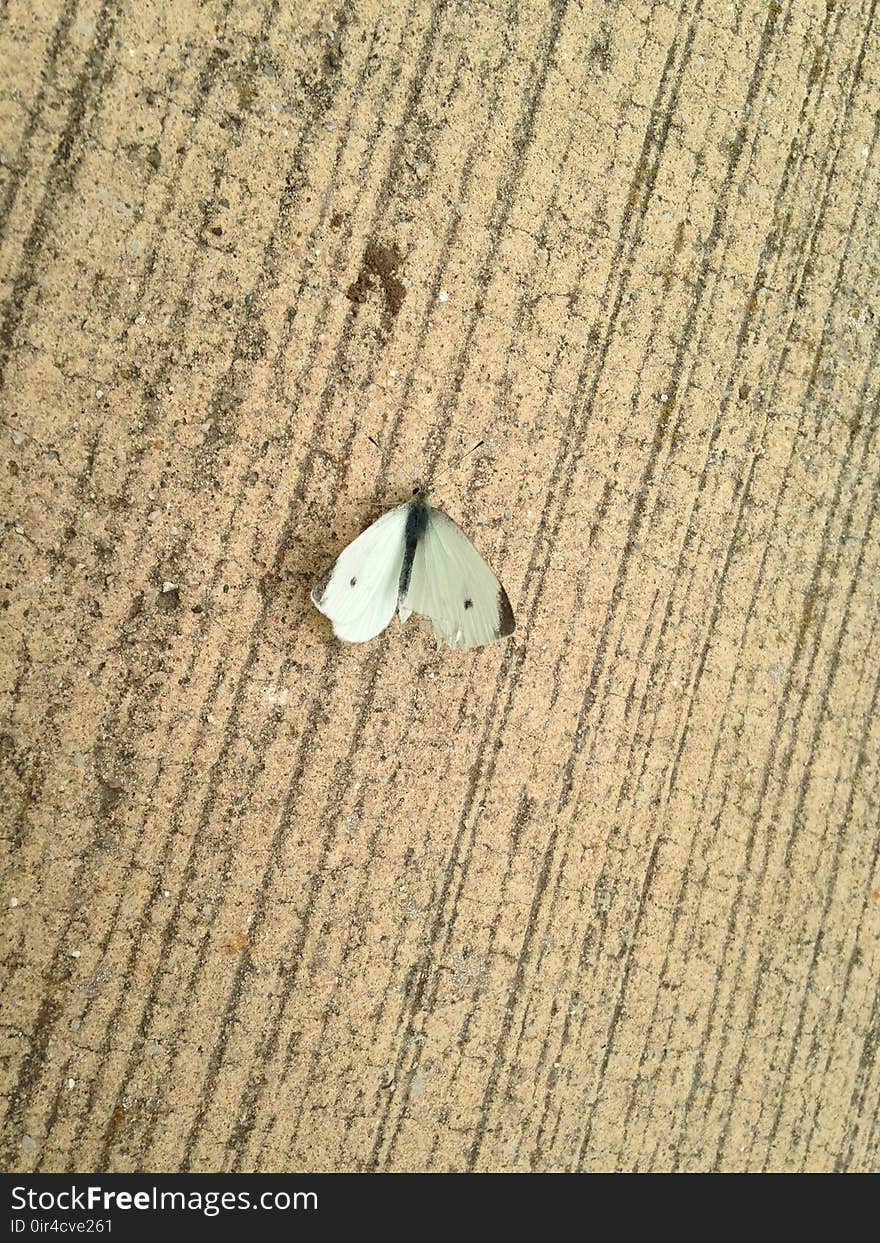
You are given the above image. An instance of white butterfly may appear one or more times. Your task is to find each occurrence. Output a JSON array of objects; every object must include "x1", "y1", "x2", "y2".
[{"x1": 311, "y1": 484, "x2": 515, "y2": 649}]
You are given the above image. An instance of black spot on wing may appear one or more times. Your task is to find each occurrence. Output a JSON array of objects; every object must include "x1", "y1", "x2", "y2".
[
  {"x1": 350, "y1": 576, "x2": 357, "y2": 587},
  {"x1": 496, "y1": 583, "x2": 515, "y2": 638},
  {"x1": 464, "y1": 598, "x2": 473, "y2": 609}
]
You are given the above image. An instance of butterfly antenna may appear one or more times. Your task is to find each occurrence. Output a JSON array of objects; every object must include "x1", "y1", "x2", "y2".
[
  {"x1": 453, "y1": 439, "x2": 485, "y2": 469},
  {"x1": 429, "y1": 440, "x2": 485, "y2": 490}
]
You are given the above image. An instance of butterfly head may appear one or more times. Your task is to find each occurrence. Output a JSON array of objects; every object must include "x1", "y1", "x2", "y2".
[{"x1": 411, "y1": 480, "x2": 431, "y2": 506}]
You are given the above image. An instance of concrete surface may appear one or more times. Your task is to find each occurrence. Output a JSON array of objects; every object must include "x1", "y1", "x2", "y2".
[{"x1": 1, "y1": 0, "x2": 879, "y2": 1173}]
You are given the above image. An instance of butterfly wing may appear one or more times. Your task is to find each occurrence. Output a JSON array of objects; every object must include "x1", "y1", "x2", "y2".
[
  {"x1": 402, "y1": 507, "x2": 515, "y2": 650},
  {"x1": 311, "y1": 504, "x2": 409, "y2": 642}
]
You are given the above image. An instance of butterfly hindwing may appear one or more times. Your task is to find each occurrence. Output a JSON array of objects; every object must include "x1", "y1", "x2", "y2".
[
  {"x1": 402, "y1": 507, "x2": 515, "y2": 650},
  {"x1": 311, "y1": 503, "x2": 409, "y2": 642}
]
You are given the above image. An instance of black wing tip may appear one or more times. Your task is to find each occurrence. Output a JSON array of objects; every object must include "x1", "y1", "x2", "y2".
[
  {"x1": 311, "y1": 567, "x2": 332, "y2": 607},
  {"x1": 497, "y1": 584, "x2": 516, "y2": 638}
]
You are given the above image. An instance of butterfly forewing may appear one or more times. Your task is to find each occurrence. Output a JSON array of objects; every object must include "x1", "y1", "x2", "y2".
[
  {"x1": 403, "y1": 508, "x2": 515, "y2": 650},
  {"x1": 311, "y1": 504, "x2": 409, "y2": 642}
]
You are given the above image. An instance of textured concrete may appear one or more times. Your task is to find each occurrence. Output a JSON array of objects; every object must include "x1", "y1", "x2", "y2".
[{"x1": 1, "y1": 0, "x2": 879, "y2": 1172}]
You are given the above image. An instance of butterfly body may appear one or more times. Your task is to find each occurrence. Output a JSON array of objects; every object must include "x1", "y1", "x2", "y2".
[
  {"x1": 399, "y1": 488, "x2": 431, "y2": 601},
  {"x1": 311, "y1": 486, "x2": 515, "y2": 650}
]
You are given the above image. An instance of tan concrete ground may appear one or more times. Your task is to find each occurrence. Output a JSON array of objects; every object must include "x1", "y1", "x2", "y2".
[{"x1": 1, "y1": 0, "x2": 878, "y2": 1173}]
